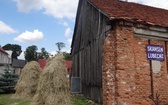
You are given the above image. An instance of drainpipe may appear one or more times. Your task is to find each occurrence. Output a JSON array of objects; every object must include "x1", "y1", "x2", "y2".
[
  {"x1": 148, "y1": 40, "x2": 154, "y2": 98},
  {"x1": 165, "y1": 41, "x2": 168, "y2": 73}
]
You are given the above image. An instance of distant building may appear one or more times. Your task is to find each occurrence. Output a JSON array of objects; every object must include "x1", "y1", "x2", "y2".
[
  {"x1": 0, "y1": 47, "x2": 10, "y2": 74},
  {"x1": 0, "y1": 47, "x2": 26, "y2": 75},
  {"x1": 0, "y1": 47, "x2": 10, "y2": 65},
  {"x1": 5, "y1": 50, "x2": 13, "y2": 64},
  {"x1": 65, "y1": 60, "x2": 72, "y2": 76},
  {"x1": 65, "y1": 60, "x2": 72, "y2": 86},
  {"x1": 38, "y1": 59, "x2": 46, "y2": 69},
  {"x1": 12, "y1": 59, "x2": 27, "y2": 75},
  {"x1": 38, "y1": 59, "x2": 72, "y2": 79}
]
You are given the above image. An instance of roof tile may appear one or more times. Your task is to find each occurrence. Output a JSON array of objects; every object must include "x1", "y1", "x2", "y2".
[{"x1": 89, "y1": 0, "x2": 168, "y2": 27}]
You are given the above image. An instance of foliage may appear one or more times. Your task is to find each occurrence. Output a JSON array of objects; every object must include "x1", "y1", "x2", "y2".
[
  {"x1": 63, "y1": 52, "x2": 71, "y2": 60},
  {"x1": 24, "y1": 45, "x2": 38, "y2": 62},
  {"x1": 25, "y1": 45, "x2": 51, "y2": 62},
  {"x1": 38, "y1": 47, "x2": 49, "y2": 59},
  {"x1": 0, "y1": 66, "x2": 19, "y2": 93},
  {"x1": 55, "y1": 42, "x2": 65, "y2": 53},
  {"x1": 0, "y1": 94, "x2": 31, "y2": 105},
  {"x1": 2, "y1": 44, "x2": 22, "y2": 60}
]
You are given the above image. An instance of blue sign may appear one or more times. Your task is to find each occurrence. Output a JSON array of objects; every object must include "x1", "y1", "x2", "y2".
[{"x1": 146, "y1": 44, "x2": 164, "y2": 61}]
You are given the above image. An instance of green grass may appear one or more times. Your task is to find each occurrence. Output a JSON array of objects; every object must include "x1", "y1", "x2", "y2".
[
  {"x1": 0, "y1": 94, "x2": 31, "y2": 105},
  {"x1": 0, "y1": 94, "x2": 91, "y2": 105},
  {"x1": 71, "y1": 95, "x2": 91, "y2": 105}
]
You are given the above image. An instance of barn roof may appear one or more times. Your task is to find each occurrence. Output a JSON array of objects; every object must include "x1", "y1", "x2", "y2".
[
  {"x1": 0, "y1": 47, "x2": 8, "y2": 55},
  {"x1": 89, "y1": 0, "x2": 168, "y2": 27},
  {"x1": 71, "y1": 0, "x2": 168, "y2": 52}
]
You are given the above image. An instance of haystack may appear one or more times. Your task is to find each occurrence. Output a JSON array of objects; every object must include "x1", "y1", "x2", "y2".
[
  {"x1": 14, "y1": 61, "x2": 41, "y2": 99},
  {"x1": 32, "y1": 54, "x2": 71, "y2": 105}
]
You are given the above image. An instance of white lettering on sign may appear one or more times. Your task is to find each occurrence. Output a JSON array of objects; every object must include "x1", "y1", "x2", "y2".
[
  {"x1": 147, "y1": 53, "x2": 164, "y2": 59},
  {"x1": 146, "y1": 44, "x2": 164, "y2": 61},
  {"x1": 147, "y1": 46, "x2": 164, "y2": 52}
]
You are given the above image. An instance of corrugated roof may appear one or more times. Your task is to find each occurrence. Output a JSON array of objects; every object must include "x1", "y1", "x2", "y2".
[
  {"x1": 0, "y1": 47, "x2": 8, "y2": 55},
  {"x1": 89, "y1": 0, "x2": 168, "y2": 27}
]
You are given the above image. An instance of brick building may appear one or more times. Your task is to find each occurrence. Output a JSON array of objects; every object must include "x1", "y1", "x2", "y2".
[{"x1": 71, "y1": 0, "x2": 168, "y2": 105}]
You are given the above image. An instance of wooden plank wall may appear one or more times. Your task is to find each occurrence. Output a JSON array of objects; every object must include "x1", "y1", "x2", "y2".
[{"x1": 71, "y1": 0, "x2": 111, "y2": 103}]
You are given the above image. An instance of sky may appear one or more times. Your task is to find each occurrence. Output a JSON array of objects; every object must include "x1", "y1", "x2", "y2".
[{"x1": 0, "y1": 0, "x2": 168, "y2": 60}]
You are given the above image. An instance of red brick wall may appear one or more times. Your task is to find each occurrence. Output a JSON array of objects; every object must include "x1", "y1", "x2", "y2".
[
  {"x1": 102, "y1": 25, "x2": 168, "y2": 105},
  {"x1": 151, "y1": 40, "x2": 168, "y2": 104},
  {"x1": 102, "y1": 30, "x2": 117, "y2": 105}
]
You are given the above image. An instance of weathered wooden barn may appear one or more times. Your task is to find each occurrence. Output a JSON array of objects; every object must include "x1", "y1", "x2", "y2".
[{"x1": 71, "y1": 0, "x2": 168, "y2": 105}]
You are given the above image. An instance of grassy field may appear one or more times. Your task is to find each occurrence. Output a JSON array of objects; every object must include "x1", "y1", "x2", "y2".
[
  {"x1": 0, "y1": 94, "x2": 30, "y2": 105},
  {"x1": 0, "y1": 94, "x2": 92, "y2": 105}
]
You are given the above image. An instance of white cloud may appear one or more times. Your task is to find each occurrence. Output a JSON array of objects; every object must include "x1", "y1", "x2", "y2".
[
  {"x1": 128, "y1": 0, "x2": 168, "y2": 9},
  {"x1": 49, "y1": 51, "x2": 57, "y2": 56},
  {"x1": 14, "y1": 0, "x2": 78, "y2": 19},
  {"x1": 64, "y1": 27, "x2": 72, "y2": 47},
  {"x1": 0, "y1": 21, "x2": 17, "y2": 34},
  {"x1": 59, "y1": 21, "x2": 69, "y2": 27},
  {"x1": 14, "y1": 0, "x2": 43, "y2": 13},
  {"x1": 67, "y1": 38, "x2": 72, "y2": 45},
  {"x1": 14, "y1": 29, "x2": 44, "y2": 44},
  {"x1": 42, "y1": 0, "x2": 78, "y2": 19},
  {"x1": 14, "y1": 0, "x2": 168, "y2": 19},
  {"x1": 65, "y1": 27, "x2": 72, "y2": 38}
]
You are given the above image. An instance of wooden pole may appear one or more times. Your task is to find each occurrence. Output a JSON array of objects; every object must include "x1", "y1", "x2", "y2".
[{"x1": 148, "y1": 40, "x2": 154, "y2": 98}]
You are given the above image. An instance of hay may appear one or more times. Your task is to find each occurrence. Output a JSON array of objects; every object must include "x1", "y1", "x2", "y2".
[
  {"x1": 45, "y1": 57, "x2": 54, "y2": 68},
  {"x1": 32, "y1": 54, "x2": 71, "y2": 105},
  {"x1": 14, "y1": 61, "x2": 41, "y2": 99}
]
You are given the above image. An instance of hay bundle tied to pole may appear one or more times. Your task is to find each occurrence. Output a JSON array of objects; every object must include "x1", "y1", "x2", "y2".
[
  {"x1": 32, "y1": 54, "x2": 71, "y2": 105},
  {"x1": 14, "y1": 61, "x2": 41, "y2": 99}
]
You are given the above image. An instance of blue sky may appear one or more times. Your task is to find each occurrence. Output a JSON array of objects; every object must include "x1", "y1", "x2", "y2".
[
  {"x1": 0, "y1": 0, "x2": 78, "y2": 59},
  {"x1": 0, "y1": 0, "x2": 167, "y2": 59}
]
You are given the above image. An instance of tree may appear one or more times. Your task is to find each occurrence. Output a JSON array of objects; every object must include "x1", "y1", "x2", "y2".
[
  {"x1": 63, "y1": 52, "x2": 71, "y2": 60},
  {"x1": 0, "y1": 66, "x2": 19, "y2": 93},
  {"x1": 55, "y1": 42, "x2": 65, "y2": 53},
  {"x1": 2, "y1": 44, "x2": 22, "y2": 60},
  {"x1": 38, "y1": 47, "x2": 49, "y2": 59},
  {"x1": 24, "y1": 45, "x2": 38, "y2": 62}
]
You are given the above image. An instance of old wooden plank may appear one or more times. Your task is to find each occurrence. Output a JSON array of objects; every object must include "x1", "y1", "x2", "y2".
[
  {"x1": 91, "y1": 41, "x2": 94, "y2": 85},
  {"x1": 95, "y1": 39, "x2": 99, "y2": 85},
  {"x1": 94, "y1": 40, "x2": 97, "y2": 85}
]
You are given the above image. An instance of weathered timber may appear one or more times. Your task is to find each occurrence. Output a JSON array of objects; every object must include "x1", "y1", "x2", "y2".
[{"x1": 71, "y1": 0, "x2": 111, "y2": 103}]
